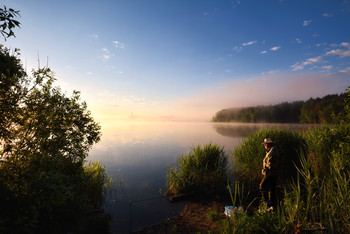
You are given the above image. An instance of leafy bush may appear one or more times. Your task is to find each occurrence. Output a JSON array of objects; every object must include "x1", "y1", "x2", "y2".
[
  {"x1": 232, "y1": 128, "x2": 307, "y2": 186},
  {"x1": 166, "y1": 143, "x2": 228, "y2": 196},
  {"x1": 0, "y1": 46, "x2": 109, "y2": 233}
]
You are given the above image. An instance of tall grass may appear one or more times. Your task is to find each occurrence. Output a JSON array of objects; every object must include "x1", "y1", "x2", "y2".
[
  {"x1": 228, "y1": 125, "x2": 350, "y2": 233},
  {"x1": 166, "y1": 143, "x2": 227, "y2": 196},
  {"x1": 232, "y1": 128, "x2": 306, "y2": 186}
]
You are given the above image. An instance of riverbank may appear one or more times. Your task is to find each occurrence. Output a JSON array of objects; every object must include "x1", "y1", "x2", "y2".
[{"x1": 133, "y1": 200, "x2": 231, "y2": 233}]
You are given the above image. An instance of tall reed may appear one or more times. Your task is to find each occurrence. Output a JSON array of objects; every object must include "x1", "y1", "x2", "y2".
[
  {"x1": 232, "y1": 128, "x2": 306, "y2": 186},
  {"x1": 166, "y1": 143, "x2": 227, "y2": 196}
]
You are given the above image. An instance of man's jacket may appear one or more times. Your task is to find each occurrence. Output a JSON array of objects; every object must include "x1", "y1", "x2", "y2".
[{"x1": 262, "y1": 146, "x2": 280, "y2": 176}]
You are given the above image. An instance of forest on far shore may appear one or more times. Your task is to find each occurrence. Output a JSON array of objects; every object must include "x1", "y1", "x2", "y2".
[{"x1": 212, "y1": 92, "x2": 348, "y2": 124}]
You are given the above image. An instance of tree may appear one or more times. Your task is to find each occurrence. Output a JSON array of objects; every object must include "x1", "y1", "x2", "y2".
[
  {"x1": 0, "y1": 6, "x2": 20, "y2": 40},
  {"x1": 0, "y1": 46, "x2": 105, "y2": 232}
]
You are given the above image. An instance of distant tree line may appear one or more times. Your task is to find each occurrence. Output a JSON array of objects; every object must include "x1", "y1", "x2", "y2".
[{"x1": 212, "y1": 92, "x2": 347, "y2": 124}]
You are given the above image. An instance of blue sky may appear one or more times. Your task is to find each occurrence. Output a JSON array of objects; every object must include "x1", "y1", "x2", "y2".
[{"x1": 3, "y1": 0, "x2": 350, "y2": 122}]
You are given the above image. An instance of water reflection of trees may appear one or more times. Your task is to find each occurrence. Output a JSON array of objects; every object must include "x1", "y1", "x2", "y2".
[{"x1": 212, "y1": 123, "x2": 311, "y2": 138}]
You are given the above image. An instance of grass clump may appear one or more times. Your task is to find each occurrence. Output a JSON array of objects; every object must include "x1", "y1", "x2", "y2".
[
  {"x1": 233, "y1": 128, "x2": 306, "y2": 186},
  {"x1": 166, "y1": 143, "x2": 227, "y2": 197}
]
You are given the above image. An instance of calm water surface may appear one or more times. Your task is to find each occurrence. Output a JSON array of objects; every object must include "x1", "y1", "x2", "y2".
[{"x1": 87, "y1": 121, "x2": 307, "y2": 233}]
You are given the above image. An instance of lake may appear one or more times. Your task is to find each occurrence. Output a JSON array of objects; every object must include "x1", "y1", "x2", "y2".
[{"x1": 87, "y1": 121, "x2": 308, "y2": 233}]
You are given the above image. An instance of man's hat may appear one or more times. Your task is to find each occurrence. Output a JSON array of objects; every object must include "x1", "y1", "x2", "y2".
[{"x1": 262, "y1": 138, "x2": 274, "y2": 144}]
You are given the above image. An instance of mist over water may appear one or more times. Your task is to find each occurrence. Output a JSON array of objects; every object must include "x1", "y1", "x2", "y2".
[{"x1": 87, "y1": 121, "x2": 309, "y2": 233}]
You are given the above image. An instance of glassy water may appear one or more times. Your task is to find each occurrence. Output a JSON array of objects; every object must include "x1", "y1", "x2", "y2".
[{"x1": 87, "y1": 122, "x2": 308, "y2": 233}]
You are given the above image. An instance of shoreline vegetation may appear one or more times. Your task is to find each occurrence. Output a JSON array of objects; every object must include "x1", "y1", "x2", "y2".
[
  {"x1": 212, "y1": 92, "x2": 347, "y2": 124},
  {"x1": 162, "y1": 87, "x2": 350, "y2": 233}
]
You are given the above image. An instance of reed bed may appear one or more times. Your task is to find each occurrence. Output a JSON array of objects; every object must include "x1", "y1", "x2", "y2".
[{"x1": 166, "y1": 143, "x2": 228, "y2": 197}]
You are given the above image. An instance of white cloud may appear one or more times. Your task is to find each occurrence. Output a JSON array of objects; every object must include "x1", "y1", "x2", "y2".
[
  {"x1": 339, "y1": 67, "x2": 350, "y2": 73},
  {"x1": 260, "y1": 50, "x2": 268, "y2": 54},
  {"x1": 203, "y1": 12, "x2": 208, "y2": 16},
  {"x1": 322, "y1": 65, "x2": 333, "y2": 70},
  {"x1": 291, "y1": 41, "x2": 350, "y2": 72},
  {"x1": 242, "y1": 40, "x2": 257, "y2": 46},
  {"x1": 233, "y1": 46, "x2": 243, "y2": 52},
  {"x1": 230, "y1": 0, "x2": 241, "y2": 8},
  {"x1": 291, "y1": 56, "x2": 322, "y2": 71},
  {"x1": 91, "y1": 34, "x2": 99, "y2": 39},
  {"x1": 102, "y1": 47, "x2": 110, "y2": 53},
  {"x1": 325, "y1": 42, "x2": 350, "y2": 57},
  {"x1": 305, "y1": 56, "x2": 322, "y2": 64},
  {"x1": 340, "y1": 42, "x2": 350, "y2": 48},
  {"x1": 296, "y1": 38, "x2": 302, "y2": 44},
  {"x1": 268, "y1": 70, "x2": 279, "y2": 74},
  {"x1": 270, "y1": 46, "x2": 281, "y2": 51},
  {"x1": 113, "y1": 41, "x2": 125, "y2": 48},
  {"x1": 316, "y1": 43, "x2": 327, "y2": 47},
  {"x1": 102, "y1": 54, "x2": 111, "y2": 60},
  {"x1": 290, "y1": 62, "x2": 304, "y2": 71},
  {"x1": 87, "y1": 72, "x2": 93, "y2": 75},
  {"x1": 322, "y1": 13, "x2": 333, "y2": 17},
  {"x1": 303, "y1": 20, "x2": 312, "y2": 26}
]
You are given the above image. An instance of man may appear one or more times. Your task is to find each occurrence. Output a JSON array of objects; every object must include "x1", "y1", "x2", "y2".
[{"x1": 259, "y1": 138, "x2": 280, "y2": 211}]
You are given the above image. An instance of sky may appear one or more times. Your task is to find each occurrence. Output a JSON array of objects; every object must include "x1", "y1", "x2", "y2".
[{"x1": 2, "y1": 0, "x2": 350, "y2": 123}]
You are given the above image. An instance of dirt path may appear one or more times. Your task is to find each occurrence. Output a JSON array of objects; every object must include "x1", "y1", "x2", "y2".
[{"x1": 134, "y1": 200, "x2": 231, "y2": 233}]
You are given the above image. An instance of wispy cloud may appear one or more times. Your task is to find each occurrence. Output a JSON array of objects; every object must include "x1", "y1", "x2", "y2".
[
  {"x1": 242, "y1": 40, "x2": 257, "y2": 46},
  {"x1": 99, "y1": 47, "x2": 114, "y2": 61},
  {"x1": 325, "y1": 42, "x2": 350, "y2": 57},
  {"x1": 233, "y1": 46, "x2": 243, "y2": 52},
  {"x1": 322, "y1": 65, "x2": 333, "y2": 70},
  {"x1": 291, "y1": 42, "x2": 350, "y2": 71},
  {"x1": 291, "y1": 56, "x2": 322, "y2": 71},
  {"x1": 102, "y1": 47, "x2": 110, "y2": 53},
  {"x1": 268, "y1": 70, "x2": 279, "y2": 74},
  {"x1": 322, "y1": 13, "x2": 333, "y2": 17},
  {"x1": 113, "y1": 41, "x2": 126, "y2": 48},
  {"x1": 339, "y1": 67, "x2": 350, "y2": 73},
  {"x1": 303, "y1": 20, "x2": 312, "y2": 26},
  {"x1": 296, "y1": 38, "x2": 302, "y2": 44},
  {"x1": 230, "y1": 0, "x2": 241, "y2": 8},
  {"x1": 270, "y1": 46, "x2": 281, "y2": 51},
  {"x1": 260, "y1": 50, "x2": 268, "y2": 54},
  {"x1": 91, "y1": 34, "x2": 99, "y2": 39}
]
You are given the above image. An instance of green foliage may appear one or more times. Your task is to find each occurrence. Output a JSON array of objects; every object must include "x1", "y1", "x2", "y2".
[
  {"x1": 224, "y1": 210, "x2": 283, "y2": 233},
  {"x1": 233, "y1": 128, "x2": 306, "y2": 185},
  {"x1": 300, "y1": 93, "x2": 347, "y2": 124},
  {"x1": 212, "y1": 92, "x2": 346, "y2": 124},
  {"x1": 0, "y1": 46, "x2": 108, "y2": 233},
  {"x1": 166, "y1": 143, "x2": 228, "y2": 196},
  {"x1": 206, "y1": 208, "x2": 222, "y2": 222},
  {"x1": 213, "y1": 101, "x2": 304, "y2": 123},
  {"x1": 0, "y1": 6, "x2": 20, "y2": 40},
  {"x1": 303, "y1": 125, "x2": 350, "y2": 178}
]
